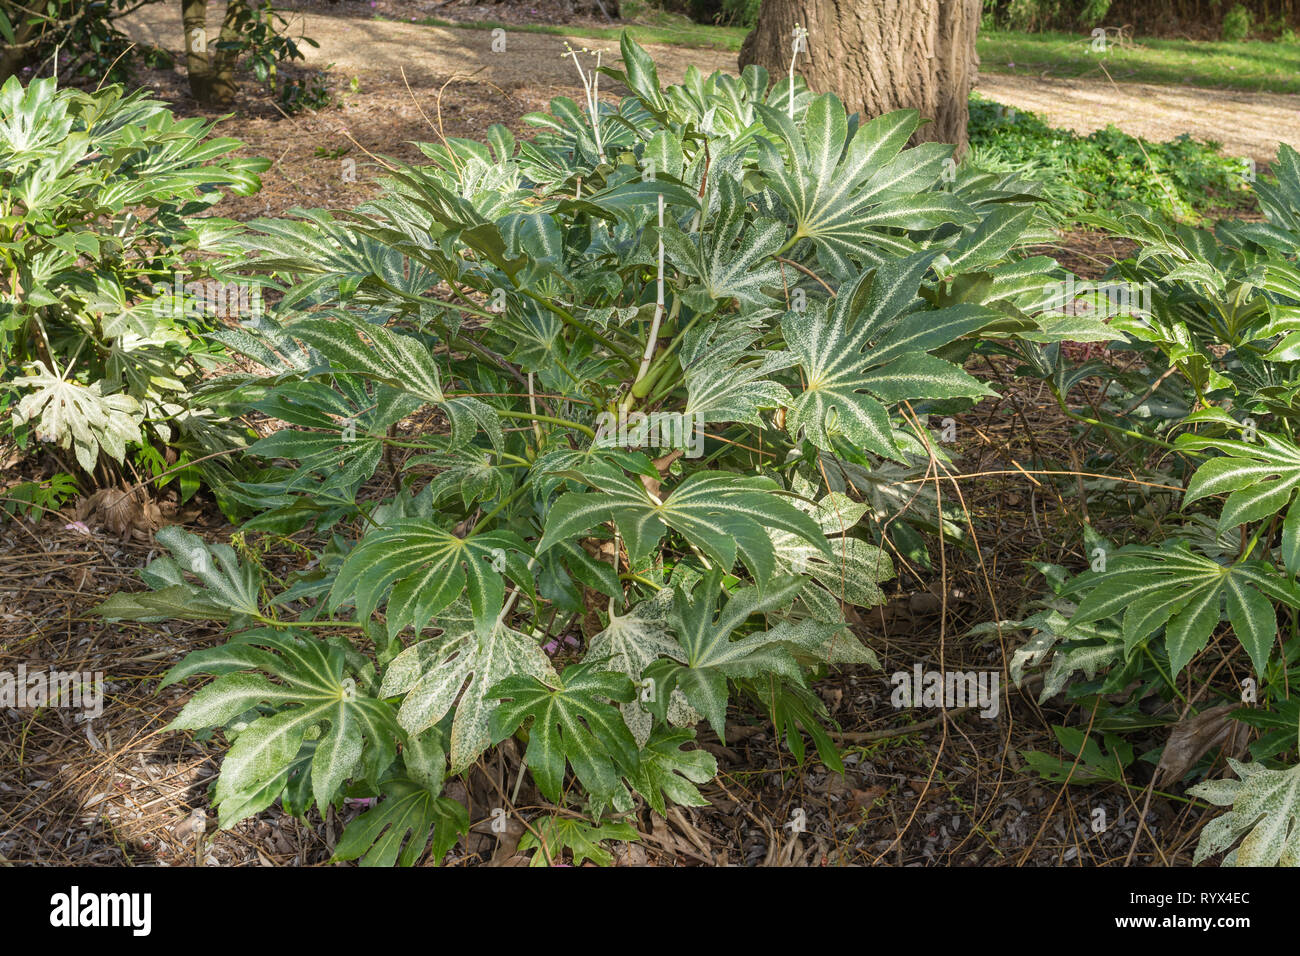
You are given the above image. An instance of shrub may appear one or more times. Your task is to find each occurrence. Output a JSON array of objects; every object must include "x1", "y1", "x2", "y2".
[
  {"x1": 99, "y1": 36, "x2": 1099, "y2": 864},
  {"x1": 719, "y1": 0, "x2": 761, "y2": 27},
  {"x1": 966, "y1": 95, "x2": 1254, "y2": 225},
  {"x1": 0, "y1": 76, "x2": 267, "y2": 491},
  {"x1": 1222, "y1": 3, "x2": 1254, "y2": 40},
  {"x1": 1006, "y1": 145, "x2": 1300, "y2": 865}
]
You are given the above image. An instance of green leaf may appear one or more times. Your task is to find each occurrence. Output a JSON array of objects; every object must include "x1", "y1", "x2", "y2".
[
  {"x1": 1181, "y1": 431, "x2": 1300, "y2": 573},
  {"x1": 1066, "y1": 541, "x2": 1300, "y2": 677},
  {"x1": 98, "y1": 526, "x2": 261, "y2": 623},
  {"x1": 167, "y1": 631, "x2": 399, "y2": 825},
  {"x1": 332, "y1": 774, "x2": 469, "y2": 866},
  {"x1": 661, "y1": 173, "x2": 784, "y2": 308},
  {"x1": 518, "y1": 815, "x2": 640, "y2": 867},
  {"x1": 286, "y1": 315, "x2": 447, "y2": 405},
  {"x1": 537, "y1": 462, "x2": 831, "y2": 588},
  {"x1": 679, "y1": 319, "x2": 793, "y2": 427},
  {"x1": 331, "y1": 520, "x2": 533, "y2": 639},
  {"x1": 766, "y1": 485, "x2": 892, "y2": 662},
  {"x1": 756, "y1": 98, "x2": 971, "y2": 274},
  {"x1": 624, "y1": 727, "x2": 717, "y2": 817},
  {"x1": 583, "y1": 587, "x2": 698, "y2": 745},
  {"x1": 646, "y1": 570, "x2": 838, "y2": 740},
  {"x1": 379, "y1": 602, "x2": 557, "y2": 773},
  {"x1": 1189, "y1": 757, "x2": 1300, "y2": 866},
  {"x1": 1023, "y1": 726, "x2": 1133, "y2": 785},
  {"x1": 783, "y1": 263, "x2": 997, "y2": 458},
  {"x1": 489, "y1": 662, "x2": 639, "y2": 803}
]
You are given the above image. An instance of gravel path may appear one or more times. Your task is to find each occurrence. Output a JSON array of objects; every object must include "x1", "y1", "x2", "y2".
[{"x1": 122, "y1": 4, "x2": 1300, "y2": 162}]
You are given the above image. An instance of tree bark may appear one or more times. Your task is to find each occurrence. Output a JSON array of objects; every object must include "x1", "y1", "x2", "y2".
[
  {"x1": 182, "y1": 0, "x2": 243, "y2": 107},
  {"x1": 739, "y1": 0, "x2": 982, "y2": 156}
]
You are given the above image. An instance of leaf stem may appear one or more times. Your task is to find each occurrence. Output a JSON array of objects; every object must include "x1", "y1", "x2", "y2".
[{"x1": 495, "y1": 407, "x2": 596, "y2": 439}]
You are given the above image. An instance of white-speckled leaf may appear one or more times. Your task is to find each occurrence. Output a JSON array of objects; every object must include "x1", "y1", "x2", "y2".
[
  {"x1": 583, "y1": 588, "x2": 698, "y2": 745},
  {"x1": 1189, "y1": 757, "x2": 1300, "y2": 866},
  {"x1": 381, "y1": 603, "x2": 556, "y2": 773},
  {"x1": 766, "y1": 484, "x2": 891, "y2": 665}
]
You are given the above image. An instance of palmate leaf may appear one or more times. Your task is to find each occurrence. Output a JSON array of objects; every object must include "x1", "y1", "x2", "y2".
[
  {"x1": 679, "y1": 319, "x2": 793, "y2": 427},
  {"x1": 756, "y1": 97, "x2": 974, "y2": 275},
  {"x1": 245, "y1": 377, "x2": 418, "y2": 501},
  {"x1": 994, "y1": 608, "x2": 1124, "y2": 701},
  {"x1": 284, "y1": 313, "x2": 503, "y2": 451},
  {"x1": 1065, "y1": 541, "x2": 1300, "y2": 678},
  {"x1": 1190, "y1": 757, "x2": 1300, "y2": 866},
  {"x1": 10, "y1": 362, "x2": 144, "y2": 472},
  {"x1": 238, "y1": 209, "x2": 445, "y2": 312},
  {"x1": 413, "y1": 443, "x2": 511, "y2": 509},
  {"x1": 659, "y1": 172, "x2": 785, "y2": 308},
  {"x1": 583, "y1": 587, "x2": 699, "y2": 745},
  {"x1": 164, "y1": 630, "x2": 399, "y2": 827},
  {"x1": 332, "y1": 773, "x2": 469, "y2": 867},
  {"x1": 518, "y1": 816, "x2": 641, "y2": 867},
  {"x1": 1023, "y1": 726, "x2": 1134, "y2": 785},
  {"x1": 645, "y1": 571, "x2": 840, "y2": 740},
  {"x1": 623, "y1": 727, "x2": 717, "y2": 817},
  {"x1": 536, "y1": 461, "x2": 832, "y2": 587},
  {"x1": 285, "y1": 314, "x2": 444, "y2": 405},
  {"x1": 1180, "y1": 431, "x2": 1300, "y2": 575},
  {"x1": 379, "y1": 600, "x2": 557, "y2": 773},
  {"x1": 766, "y1": 485, "x2": 892, "y2": 664},
  {"x1": 97, "y1": 526, "x2": 262, "y2": 623},
  {"x1": 782, "y1": 256, "x2": 999, "y2": 459},
  {"x1": 488, "y1": 662, "x2": 639, "y2": 803},
  {"x1": 595, "y1": 725, "x2": 719, "y2": 818},
  {"x1": 528, "y1": 444, "x2": 656, "y2": 501},
  {"x1": 934, "y1": 207, "x2": 1038, "y2": 277},
  {"x1": 330, "y1": 521, "x2": 534, "y2": 639}
]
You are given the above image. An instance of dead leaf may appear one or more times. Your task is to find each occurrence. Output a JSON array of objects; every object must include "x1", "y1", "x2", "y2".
[
  {"x1": 75, "y1": 486, "x2": 160, "y2": 540},
  {"x1": 612, "y1": 841, "x2": 648, "y2": 866},
  {"x1": 1153, "y1": 703, "x2": 1250, "y2": 787},
  {"x1": 850, "y1": 785, "x2": 887, "y2": 810}
]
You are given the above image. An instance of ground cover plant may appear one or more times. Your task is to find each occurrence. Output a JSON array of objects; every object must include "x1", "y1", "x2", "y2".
[
  {"x1": 967, "y1": 95, "x2": 1256, "y2": 225},
  {"x1": 91, "y1": 34, "x2": 1133, "y2": 864}
]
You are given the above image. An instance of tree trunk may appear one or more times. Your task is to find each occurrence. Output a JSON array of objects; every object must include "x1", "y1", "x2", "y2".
[
  {"x1": 182, "y1": 0, "x2": 243, "y2": 107},
  {"x1": 739, "y1": 0, "x2": 982, "y2": 156},
  {"x1": 0, "y1": 14, "x2": 43, "y2": 85}
]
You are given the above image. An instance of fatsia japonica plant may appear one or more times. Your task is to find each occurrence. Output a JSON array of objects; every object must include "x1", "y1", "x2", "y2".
[
  {"x1": 100, "y1": 36, "x2": 1088, "y2": 864},
  {"x1": 0, "y1": 75, "x2": 265, "y2": 491},
  {"x1": 1006, "y1": 146, "x2": 1300, "y2": 866}
]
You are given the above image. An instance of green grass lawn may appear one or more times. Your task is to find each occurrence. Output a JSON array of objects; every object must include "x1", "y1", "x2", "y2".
[
  {"x1": 406, "y1": 13, "x2": 748, "y2": 53},
  {"x1": 978, "y1": 29, "x2": 1300, "y2": 93},
  {"x1": 394, "y1": 14, "x2": 1300, "y2": 95}
]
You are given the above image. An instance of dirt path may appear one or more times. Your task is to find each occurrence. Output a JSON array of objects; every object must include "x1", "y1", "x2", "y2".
[
  {"x1": 122, "y1": 4, "x2": 1300, "y2": 163},
  {"x1": 976, "y1": 73, "x2": 1300, "y2": 163},
  {"x1": 123, "y1": 4, "x2": 736, "y2": 94}
]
